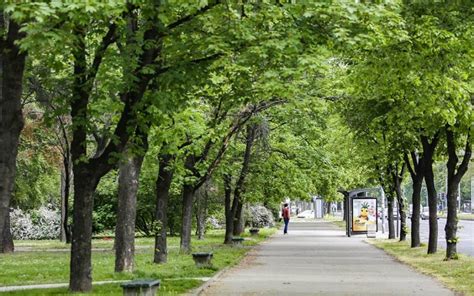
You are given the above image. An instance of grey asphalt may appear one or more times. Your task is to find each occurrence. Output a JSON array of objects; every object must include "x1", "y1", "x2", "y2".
[
  {"x1": 415, "y1": 218, "x2": 473, "y2": 257},
  {"x1": 381, "y1": 217, "x2": 474, "y2": 257},
  {"x1": 201, "y1": 221, "x2": 454, "y2": 296}
]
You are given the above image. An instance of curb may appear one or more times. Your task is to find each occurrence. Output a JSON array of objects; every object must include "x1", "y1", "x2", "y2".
[
  {"x1": 186, "y1": 266, "x2": 231, "y2": 296},
  {"x1": 188, "y1": 231, "x2": 280, "y2": 296}
]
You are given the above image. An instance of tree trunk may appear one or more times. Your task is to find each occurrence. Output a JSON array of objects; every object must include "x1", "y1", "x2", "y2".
[
  {"x1": 405, "y1": 152, "x2": 423, "y2": 248},
  {"x1": 421, "y1": 134, "x2": 439, "y2": 254},
  {"x1": 445, "y1": 128, "x2": 471, "y2": 260},
  {"x1": 195, "y1": 184, "x2": 208, "y2": 240},
  {"x1": 395, "y1": 182, "x2": 407, "y2": 241},
  {"x1": 233, "y1": 201, "x2": 244, "y2": 236},
  {"x1": 1, "y1": 214, "x2": 14, "y2": 253},
  {"x1": 387, "y1": 191, "x2": 395, "y2": 239},
  {"x1": 180, "y1": 183, "x2": 194, "y2": 253},
  {"x1": 69, "y1": 169, "x2": 98, "y2": 292},
  {"x1": 393, "y1": 163, "x2": 407, "y2": 241},
  {"x1": 424, "y1": 162, "x2": 438, "y2": 254},
  {"x1": 231, "y1": 124, "x2": 256, "y2": 237},
  {"x1": 154, "y1": 153, "x2": 174, "y2": 264},
  {"x1": 411, "y1": 177, "x2": 422, "y2": 247},
  {"x1": 60, "y1": 158, "x2": 72, "y2": 243},
  {"x1": 114, "y1": 152, "x2": 144, "y2": 272},
  {"x1": 445, "y1": 177, "x2": 459, "y2": 259},
  {"x1": 180, "y1": 155, "x2": 196, "y2": 254},
  {"x1": 0, "y1": 18, "x2": 26, "y2": 254},
  {"x1": 224, "y1": 174, "x2": 233, "y2": 244}
]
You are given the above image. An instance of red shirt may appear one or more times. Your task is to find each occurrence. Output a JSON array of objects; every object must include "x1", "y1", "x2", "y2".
[{"x1": 282, "y1": 207, "x2": 290, "y2": 219}]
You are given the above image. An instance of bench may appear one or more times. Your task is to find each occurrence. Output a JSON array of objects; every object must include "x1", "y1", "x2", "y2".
[
  {"x1": 121, "y1": 279, "x2": 160, "y2": 296},
  {"x1": 192, "y1": 252, "x2": 213, "y2": 268},
  {"x1": 231, "y1": 237, "x2": 245, "y2": 246},
  {"x1": 249, "y1": 228, "x2": 260, "y2": 236}
]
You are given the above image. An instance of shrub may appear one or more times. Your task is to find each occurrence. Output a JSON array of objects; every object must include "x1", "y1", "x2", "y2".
[
  {"x1": 10, "y1": 205, "x2": 60, "y2": 240},
  {"x1": 246, "y1": 205, "x2": 275, "y2": 228}
]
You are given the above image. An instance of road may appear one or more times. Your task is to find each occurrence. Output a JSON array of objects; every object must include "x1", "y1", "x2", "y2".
[
  {"x1": 417, "y1": 218, "x2": 474, "y2": 257},
  {"x1": 382, "y1": 218, "x2": 474, "y2": 256}
]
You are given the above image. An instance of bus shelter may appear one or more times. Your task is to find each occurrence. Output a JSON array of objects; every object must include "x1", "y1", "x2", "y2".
[{"x1": 344, "y1": 189, "x2": 379, "y2": 237}]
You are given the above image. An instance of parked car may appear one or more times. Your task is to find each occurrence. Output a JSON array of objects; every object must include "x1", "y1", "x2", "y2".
[
  {"x1": 297, "y1": 210, "x2": 314, "y2": 218},
  {"x1": 420, "y1": 211, "x2": 440, "y2": 220}
]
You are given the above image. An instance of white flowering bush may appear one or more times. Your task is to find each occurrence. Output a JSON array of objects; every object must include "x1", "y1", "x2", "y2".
[
  {"x1": 206, "y1": 216, "x2": 221, "y2": 229},
  {"x1": 10, "y1": 205, "x2": 61, "y2": 240},
  {"x1": 246, "y1": 205, "x2": 275, "y2": 228}
]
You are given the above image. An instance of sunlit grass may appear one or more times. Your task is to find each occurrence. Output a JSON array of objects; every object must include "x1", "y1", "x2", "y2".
[
  {"x1": 0, "y1": 228, "x2": 277, "y2": 295},
  {"x1": 368, "y1": 239, "x2": 474, "y2": 296},
  {"x1": 438, "y1": 213, "x2": 474, "y2": 221}
]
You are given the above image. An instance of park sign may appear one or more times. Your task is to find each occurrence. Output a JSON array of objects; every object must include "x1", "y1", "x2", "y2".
[{"x1": 351, "y1": 197, "x2": 377, "y2": 234}]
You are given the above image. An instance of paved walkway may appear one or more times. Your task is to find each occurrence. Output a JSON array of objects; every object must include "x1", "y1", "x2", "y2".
[{"x1": 200, "y1": 221, "x2": 453, "y2": 296}]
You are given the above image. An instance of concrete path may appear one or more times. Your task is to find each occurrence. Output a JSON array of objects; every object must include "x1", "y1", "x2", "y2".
[{"x1": 200, "y1": 221, "x2": 454, "y2": 296}]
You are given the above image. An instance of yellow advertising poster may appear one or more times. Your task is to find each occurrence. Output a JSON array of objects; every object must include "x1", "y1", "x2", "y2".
[{"x1": 352, "y1": 198, "x2": 377, "y2": 232}]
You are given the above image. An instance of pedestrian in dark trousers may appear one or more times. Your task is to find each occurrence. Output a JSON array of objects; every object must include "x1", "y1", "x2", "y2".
[{"x1": 282, "y1": 203, "x2": 290, "y2": 234}]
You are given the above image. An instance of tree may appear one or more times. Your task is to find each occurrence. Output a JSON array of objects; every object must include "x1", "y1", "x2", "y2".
[
  {"x1": 335, "y1": 1, "x2": 473, "y2": 255},
  {"x1": 224, "y1": 122, "x2": 259, "y2": 243},
  {"x1": 0, "y1": 9, "x2": 27, "y2": 253},
  {"x1": 63, "y1": 2, "x2": 225, "y2": 291}
]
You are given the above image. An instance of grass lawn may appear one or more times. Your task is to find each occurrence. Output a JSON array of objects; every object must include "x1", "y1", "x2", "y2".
[
  {"x1": 0, "y1": 228, "x2": 277, "y2": 295},
  {"x1": 438, "y1": 212, "x2": 474, "y2": 221},
  {"x1": 368, "y1": 239, "x2": 474, "y2": 296}
]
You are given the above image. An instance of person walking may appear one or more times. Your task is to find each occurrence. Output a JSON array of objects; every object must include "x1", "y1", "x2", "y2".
[{"x1": 282, "y1": 203, "x2": 290, "y2": 234}]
